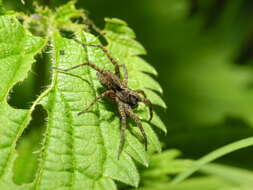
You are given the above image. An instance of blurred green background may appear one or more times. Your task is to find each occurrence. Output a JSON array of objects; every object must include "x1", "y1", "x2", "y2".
[{"x1": 3, "y1": 0, "x2": 253, "y2": 188}]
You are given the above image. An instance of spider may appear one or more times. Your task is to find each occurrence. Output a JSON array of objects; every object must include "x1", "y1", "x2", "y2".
[{"x1": 55, "y1": 40, "x2": 153, "y2": 158}]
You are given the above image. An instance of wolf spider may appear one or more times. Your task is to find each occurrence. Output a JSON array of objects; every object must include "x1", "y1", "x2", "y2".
[{"x1": 55, "y1": 40, "x2": 153, "y2": 158}]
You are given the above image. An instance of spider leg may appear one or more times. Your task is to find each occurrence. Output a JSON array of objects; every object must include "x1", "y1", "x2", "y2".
[
  {"x1": 134, "y1": 90, "x2": 153, "y2": 121},
  {"x1": 120, "y1": 64, "x2": 128, "y2": 86},
  {"x1": 74, "y1": 39, "x2": 121, "y2": 77},
  {"x1": 53, "y1": 70, "x2": 90, "y2": 83},
  {"x1": 140, "y1": 97, "x2": 153, "y2": 122},
  {"x1": 53, "y1": 62, "x2": 103, "y2": 73},
  {"x1": 125, "y1": 105, "x2": 148, "y2": 151},
  {"x1": 116, "y1": 99, "x2": 127, "y2": 159},
  {"x1": 78, "y1": 90, "x2": 114, "y2": 115},
  {"x1": 135, "y1": 90, "x2": 147, "y2": 98}
]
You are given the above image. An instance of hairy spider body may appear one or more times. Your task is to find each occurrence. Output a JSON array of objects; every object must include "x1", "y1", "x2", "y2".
[
  {"x1": 55, "y1": 41, "x2": 153, "y2": 159},
  {"x1": 116, "y1": 89, "x2": 139, "y2": 108},
  {"x1": 97, "y1": 70, "x2": 122, "y2": 90}
]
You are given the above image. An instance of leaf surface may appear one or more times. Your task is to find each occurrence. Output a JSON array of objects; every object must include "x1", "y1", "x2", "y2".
[
  {"x1": 31, "y1": 17, "x2": 166, "y2": 189},
  {"x1": 0, "y1": 15, "x2": 45, "y2": 189},
  {"x1": 0, "y1": 4, "x2": 165, "y2": 189}
]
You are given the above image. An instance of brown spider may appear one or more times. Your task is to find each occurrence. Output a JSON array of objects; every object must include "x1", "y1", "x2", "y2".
[{"x1": 55, "y1": 40, "x2": 153, "y2": 158}]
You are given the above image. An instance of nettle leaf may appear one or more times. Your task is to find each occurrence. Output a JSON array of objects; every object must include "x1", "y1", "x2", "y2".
[
  {"x1": 137, "y1": 149, "x2": 191, "y2": 189},
  {"x1": 33, "y1": 22, "x2": 165, "y2": 189},
  {"x1": 0, "y1": 15, "x2": 46, "y2": 189},
  {"x1": 31, "y1": 18, "x2": 165, "y2": 189},
  {"x1": 0, "y1": 3, "x2": 165, "y2": 189}
]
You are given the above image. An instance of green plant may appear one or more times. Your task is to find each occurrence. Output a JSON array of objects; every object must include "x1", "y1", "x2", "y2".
[
  {"x1": 0, "y1": 1, "x2": 166, "y2": 189},
  {"x1": 2, "y1": 1, "x2": 253, "y2": 190}
]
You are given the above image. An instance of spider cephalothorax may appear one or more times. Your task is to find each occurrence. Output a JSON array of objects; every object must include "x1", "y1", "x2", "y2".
[{"x1": 55, "y1": 40, "x2": 153, "y2": 158}]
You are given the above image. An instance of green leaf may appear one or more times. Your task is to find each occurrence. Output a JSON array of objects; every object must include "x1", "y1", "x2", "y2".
[
  {"x1": 13, "y1": 124, "x2": 45, "y2": 184},
  {"x1": 0, "y1": 3, "x2": 165, "y2": 189},
  {"x1": 135, "y1": 151, "x2": 253, "y2": 190},
  {"x1": 137, "y1": 177, "x2": 233, "y2": 190},
  {"x1": 33, "y1": 24, "x2": 165, "y2": 188},
  {"x1": 171, "y1": 137, "x2": 253, "y2": 184},
  {"x1": 139, "y1": 149, "x2": 191, "y2": 188},
  {"x1": 54, "y1": 0, "x2": 86, "y2": 33},
  {"x1": 201, "y1": 163, "x2": 253, "y2": 186},
  {"x1": 142, "y1": 150, "x2": 191, "y2": 177},
  {"x1": 0, "y1": 15, "x2": 46, "y2": 188},
  {"x1": 29, "y1": 32, "x2": 122, "y2": 189},
  {"x1": 29, "y1": 19, "x2": 165, "y2": 189}
]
